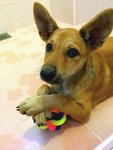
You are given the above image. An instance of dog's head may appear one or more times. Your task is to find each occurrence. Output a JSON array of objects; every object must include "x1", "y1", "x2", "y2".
[{"x1": 34, "y1": 3, "x2": 113, "y2": 84}]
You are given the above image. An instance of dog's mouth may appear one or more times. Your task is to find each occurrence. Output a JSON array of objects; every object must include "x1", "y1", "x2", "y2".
[
  {"x1": 49, "y1": 75, "x2": 64, "y2": 84},
  {"x1": 41, "y1": 75, "x2": 64, "y2": 84}
]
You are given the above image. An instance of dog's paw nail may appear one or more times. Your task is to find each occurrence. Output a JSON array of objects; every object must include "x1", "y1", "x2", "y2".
[
  {"x1": 46, "y1": 117, "x2": 49, "y2": 121},
  {"x1": 22, "y1": 112, "x2": 26, "y2": 114},
  {"x1": 40, "y1": 123, "x2": 46, "y2": 126},
  {"x1": 46, "y1": 117, "x2": 52, "y2": 121},
  {"x1": 32, "y1": 116, "x2": 36, "y2": 123},
  {"x1": 16, "y1": 106, "x2": 20, "y2": 111},
  {"x1": 38, "y1": 123, "x2": 46, "y2": 127},
  {"x1": 38, "y1": 124, "x2": 40, "y2": 127},
  {"x1": 52, "y1": 112, "x2": 57, "y2": 119}
]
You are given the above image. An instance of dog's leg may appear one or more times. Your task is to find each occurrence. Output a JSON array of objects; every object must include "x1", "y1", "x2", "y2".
[
  {"x1": 40, "y1": 93, "x2": 92, "y2": 123},
  {"x1": 18, "y1": 92, "x2": 92, "y2": 123},
  {"x1": 33, "y1": 84, "x2": 53, "y2": 126}
]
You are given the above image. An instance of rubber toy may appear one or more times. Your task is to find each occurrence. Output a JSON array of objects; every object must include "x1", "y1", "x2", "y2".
[{"x1": 33, "y1": 109, "x2": 67, "y2": 131}]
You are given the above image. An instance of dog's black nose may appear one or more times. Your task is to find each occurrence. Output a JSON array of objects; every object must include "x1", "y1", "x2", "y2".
[{"x1": 40, "y1": 66, "x2": 56, "y2": 82}]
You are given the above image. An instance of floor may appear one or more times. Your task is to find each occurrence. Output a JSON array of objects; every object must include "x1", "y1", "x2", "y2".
[{"x1": 0, "y1": 22, "x2": 113, "y2": 150}]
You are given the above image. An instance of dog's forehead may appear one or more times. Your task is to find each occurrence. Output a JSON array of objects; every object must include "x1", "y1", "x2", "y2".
[
  {"x1": 49, "y1": 28, "x2": 81, "y2": 43},
  {"x1": 58, "y1": 28, "x2": 79, "y2": 38}
]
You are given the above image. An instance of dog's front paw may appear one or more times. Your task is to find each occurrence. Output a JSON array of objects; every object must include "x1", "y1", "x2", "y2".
[
  {"x1": 17, "y1": 96, "x2": 43, "y2": 116},
  {"x1": 33, "y1": 111, "x2": 53, "y2": 126}
]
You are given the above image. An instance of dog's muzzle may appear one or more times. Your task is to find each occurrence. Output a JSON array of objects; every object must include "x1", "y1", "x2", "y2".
[{"x1": 40, "y1": 65, "x2": 63, "y2": 84}]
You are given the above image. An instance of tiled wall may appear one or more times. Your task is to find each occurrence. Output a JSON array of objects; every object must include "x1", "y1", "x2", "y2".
[
  {"x1": 76, "y1": 0, "x2": 113, "y2": 24},
  {"x1": 0, "y1": 0, "x2": 50, "y2": 33},
  {"x1": 50, "y1": 0, "x2": 74, "y2": 25},
  {"x1": 1, "y1": 0, "x2": 113, "y2": 33},
  {"x1": 49, "y1": 0, "x2": 113, "y2": 25}
]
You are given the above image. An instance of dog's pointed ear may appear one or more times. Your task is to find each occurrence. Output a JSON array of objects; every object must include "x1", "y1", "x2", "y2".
[
  {"x1": 79, "y1": 9, "x2": 113, "y2": 50},
  {"x1": 33, "y1": 2, "x2": 58, "y2": 41}
]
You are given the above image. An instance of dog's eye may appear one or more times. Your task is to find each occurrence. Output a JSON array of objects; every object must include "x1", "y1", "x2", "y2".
[
  {"x1": 67, "y1": 48, "x2": 80, "y2": 58},
  {"x1": 46, "y1": 43, "x2": 53, "y2": 52}
]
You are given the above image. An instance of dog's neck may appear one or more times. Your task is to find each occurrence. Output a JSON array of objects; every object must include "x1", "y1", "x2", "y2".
[
  {"x1": 63, "y1": 56, "x2": 94, "y2": 88},
  {"x1": 65, "y1": 62, "x2": 87, "y2": 86}
]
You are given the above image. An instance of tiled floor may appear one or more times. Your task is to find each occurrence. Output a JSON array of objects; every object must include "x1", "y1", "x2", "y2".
[{"x1": 0, "y1": 22, "x2": 113, "y2": 150}]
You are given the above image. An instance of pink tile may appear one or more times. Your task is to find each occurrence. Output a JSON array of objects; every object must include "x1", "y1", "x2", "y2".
[
  {"x1": 0, "y1": 106, "x2": 27, "y2": 132},
  {"x1": 7, "y1": 118, "x2": 101, "y2": 150},
  {"x1": 41, "y1": 120, "x2": 100, "y2": 150},
  {"x1": 0, "y1": 134, "x2": 25, "y2": 150},
  {"x1": 59, "y1": 120, "x2": 101, "y2": 150},
  {"x1": 87, "y1": 97, "x2": 113, "y2": 140}
]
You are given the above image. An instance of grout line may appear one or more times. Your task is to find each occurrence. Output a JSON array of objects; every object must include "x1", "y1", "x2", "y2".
[
  {"x1": 73, "y1": 0, "x2": 76, "y2": 25},
  {"x1": 85, "y1": 124, "x2": 103, "y2": 142},
  {"x1": 94, "y1": 133, "x2": 113, "y2": 150}
]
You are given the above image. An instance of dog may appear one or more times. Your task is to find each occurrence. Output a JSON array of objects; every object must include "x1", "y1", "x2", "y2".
[{"x1": 17, "y1": 3, "x2": 113, "y2": 125}]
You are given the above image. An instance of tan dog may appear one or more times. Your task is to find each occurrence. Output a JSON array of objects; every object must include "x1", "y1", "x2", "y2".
[{"x1": 17, "y1": 3, "x2": 113, "y2": 125}]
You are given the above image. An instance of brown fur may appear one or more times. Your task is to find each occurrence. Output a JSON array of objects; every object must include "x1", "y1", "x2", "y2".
[{"x1": 18, "y1": 3, "x2": 113, "y2": 124}]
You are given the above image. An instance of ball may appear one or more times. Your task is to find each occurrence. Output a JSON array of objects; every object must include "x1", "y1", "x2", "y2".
[{"x1": 36, "y1": 109, "x2": 67, "y2": 131}]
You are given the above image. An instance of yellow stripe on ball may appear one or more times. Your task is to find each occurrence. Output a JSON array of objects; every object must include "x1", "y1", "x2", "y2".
[
  {"x1": 39, "y1": 125, "x2": 47, "y2": 129},
  {"x1": 51, "y1": 114, "x2": 66, "y2": 126}
]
